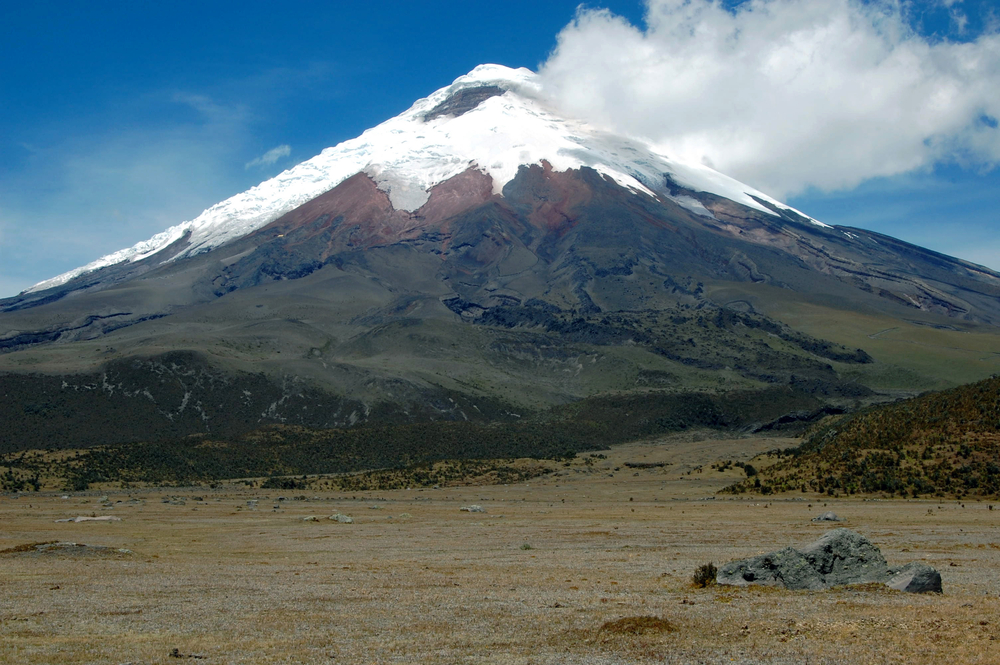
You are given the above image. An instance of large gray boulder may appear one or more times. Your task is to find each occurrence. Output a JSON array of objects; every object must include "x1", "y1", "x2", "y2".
[
  {"x1": 717, "y1": 546, "x2": 825, "y2": 590},
  {"x1": 799, "y1": 528, "x2": 889, "y2": 586},
  {"x1": 886, "y1": 562, "x2": 943, "y2": 593},
  {"x1": 716, "y1": 529, "x2": 940, "y2": 593}
]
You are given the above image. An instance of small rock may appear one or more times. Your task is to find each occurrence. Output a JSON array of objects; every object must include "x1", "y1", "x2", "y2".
[
  {"x1": 886, "y1": 562, "x2": 942, "y2": 593},
  {"x1": 811, "y1": 511, "x2": 841, "y2": 522},
  {"x1": 330, "y1": 513, "x2": 353, "y2": 524},
  {"x1": 460, "y1": 505, "x2": 486, "y2": 513}
]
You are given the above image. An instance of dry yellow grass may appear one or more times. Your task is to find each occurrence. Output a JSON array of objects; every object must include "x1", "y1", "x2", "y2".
[{"x1": 2, "y1": 432, "x2": 998, "y2": 664}]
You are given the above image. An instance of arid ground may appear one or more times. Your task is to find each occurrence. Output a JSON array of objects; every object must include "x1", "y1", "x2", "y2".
[{"x1": 2, "y1": 433, "x2": 998, "y2": 664}]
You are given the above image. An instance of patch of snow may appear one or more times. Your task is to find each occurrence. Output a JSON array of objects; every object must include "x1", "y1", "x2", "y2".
[
  {"x1": 671, "y1": 195, "x2": 716, "y2": 219},
  {"x1": 29, "y1": 64, "x2": 828, "y2": 293}
]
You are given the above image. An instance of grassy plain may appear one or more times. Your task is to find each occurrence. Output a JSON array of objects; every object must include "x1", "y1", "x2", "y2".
[{"x1": 2, "y1": 433, "x2": 998, "y2": 664}]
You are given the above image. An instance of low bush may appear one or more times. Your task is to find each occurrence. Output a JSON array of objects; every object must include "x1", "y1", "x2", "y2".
[{"x1": 692, "y1": 562, "x2": 718, "y2": 588}]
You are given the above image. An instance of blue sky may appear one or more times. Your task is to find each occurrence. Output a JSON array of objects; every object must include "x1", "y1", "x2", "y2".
[{"x1": 1, "y1": 1, "x2": 998, "y2": 297}]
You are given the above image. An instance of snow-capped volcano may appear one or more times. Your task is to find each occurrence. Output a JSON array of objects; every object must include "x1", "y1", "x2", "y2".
[
  {"x1": 4, "y1": 63, "x2": 1000, "y2": 449},
  {"x1": 29, "y1": 64, "x2": 825, "y2": 294}
]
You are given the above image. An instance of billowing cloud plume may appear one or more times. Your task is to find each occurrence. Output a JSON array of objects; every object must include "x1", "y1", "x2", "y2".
[
  {"x1": 245, "y1": 144, "x2": 292, "y2": 169},
  {"x1": 539, "y1": 0, "x2": 1000, "y2": 198}
]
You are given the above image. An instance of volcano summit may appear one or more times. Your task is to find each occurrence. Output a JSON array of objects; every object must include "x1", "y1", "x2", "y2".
[{"x1": 2, "y1": 65, "x2": 1000, "y2": 452}]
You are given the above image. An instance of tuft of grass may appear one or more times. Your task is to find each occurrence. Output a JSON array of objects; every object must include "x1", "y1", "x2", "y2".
[
  {"x1": 692, "y1": 562, "x2": 718, "y2": 588},
  {"x1": 520, "y1": 543, "x2": 533, "y2": 550},
  {"x1": 599, "y1": 616, "x2": 678, "y2": 636}
]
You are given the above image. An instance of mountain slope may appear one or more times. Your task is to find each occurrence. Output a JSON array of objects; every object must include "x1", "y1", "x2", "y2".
[
  {"x1": 23, "y1": 64, "x2": 825, "y2": 296},
  {"x1": 2, "y1": 65, "x2": 1000, "y2": 452}
]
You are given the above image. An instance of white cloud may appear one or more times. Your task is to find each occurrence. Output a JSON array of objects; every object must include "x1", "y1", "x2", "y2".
[
  {"x1": 245, "y1": 144, "x2": 291, "y2": 169},
  {"x1": 539, "y1": 0, "x2": 1000, "y2": 199}
]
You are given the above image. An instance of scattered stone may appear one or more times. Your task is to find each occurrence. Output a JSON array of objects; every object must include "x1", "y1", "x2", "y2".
[
  {"x1": 169, "y1": 648, "x2": 206, "y2": 659},
  {"x1": 330, "y1": 513, "x2": 354, "y2": 523},
  {"x1": 302, "y1": 516, "x2": 321, "y2": 522},
  {"x1": 460, "y1": 505, "x2": 486, "y2": 513},
  {"x1": 812, "y1": 511, "x2": 841, "y2": 522},
  {"x1": 717, "y1": 528, "x2": 940, "y2": 593}
]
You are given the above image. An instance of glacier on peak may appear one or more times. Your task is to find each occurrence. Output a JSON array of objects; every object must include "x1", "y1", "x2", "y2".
[{"x1": 28, "y1": 63, "x2": 827, "y2": 294}]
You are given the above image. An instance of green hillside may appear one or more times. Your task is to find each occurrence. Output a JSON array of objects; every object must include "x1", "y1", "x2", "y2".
[{"x1": 723, "y1": 376, "x2": 1000, "y2": 498}]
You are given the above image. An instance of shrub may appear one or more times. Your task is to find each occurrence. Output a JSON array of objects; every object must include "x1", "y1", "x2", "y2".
[
  {"x1": 692, "y1": 562, "x2": 718, "y2": 588},
  {"x1": 261, "y1": 476, "x2": 307, "y2": 490}
]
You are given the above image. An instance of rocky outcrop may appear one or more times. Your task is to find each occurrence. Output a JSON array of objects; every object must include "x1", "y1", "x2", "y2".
[
  {"x1": 714, "y1": 546, "x2": 825, "y2": 591},
  {"x1": 798, "y1": 528, "x2": 888, "y2": 586},
  {"x1": 423, "y1": 85, "x2": 506, "y2": 121},
  {"x1": 717, "y1": 528, "x2": 941, "y2": 593}
]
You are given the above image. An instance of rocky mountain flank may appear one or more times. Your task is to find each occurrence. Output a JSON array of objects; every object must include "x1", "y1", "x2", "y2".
[{"x1": 2, "y1": 66, "x2": 999, "y2": 450}]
